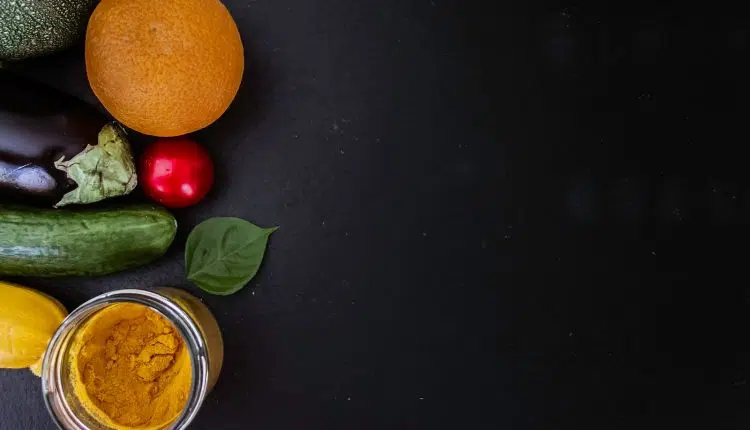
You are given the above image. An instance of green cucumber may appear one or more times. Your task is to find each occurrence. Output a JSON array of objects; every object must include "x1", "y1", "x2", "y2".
[{"x1": 0, "y1": 205, "x2": 177, "y2": 277}]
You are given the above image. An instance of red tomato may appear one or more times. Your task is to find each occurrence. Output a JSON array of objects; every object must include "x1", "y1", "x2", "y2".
[{"x1": 139, "y1": 137, "x2": 214, "y2": 208}]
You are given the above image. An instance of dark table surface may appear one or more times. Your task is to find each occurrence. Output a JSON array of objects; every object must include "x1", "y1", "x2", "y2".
[{"x1": 3, "y1": 1, "x2": 750, "y2": 429}]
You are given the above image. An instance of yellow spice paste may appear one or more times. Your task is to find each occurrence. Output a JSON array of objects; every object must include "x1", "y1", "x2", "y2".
[{"x1": 69, "y1": 303, "x2": 192, "y2": 429}]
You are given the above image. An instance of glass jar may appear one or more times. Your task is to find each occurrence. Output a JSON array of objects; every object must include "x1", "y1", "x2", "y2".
[{"x1": 41, "y1": 288, "x2": 224, "y2": 430}]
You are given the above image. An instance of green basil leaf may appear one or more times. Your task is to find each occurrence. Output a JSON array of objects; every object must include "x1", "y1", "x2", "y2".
[{"x1": 185, "y1": 217, "x2": 277, "y2": 295}]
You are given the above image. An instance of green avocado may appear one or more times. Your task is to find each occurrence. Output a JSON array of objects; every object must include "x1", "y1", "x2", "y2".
[{"x1": 0, "y1": 0, "x2": 97, "y2": 61}]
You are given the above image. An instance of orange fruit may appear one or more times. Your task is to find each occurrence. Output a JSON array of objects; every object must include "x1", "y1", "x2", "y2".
[{"x1": 85, "y1": 0, "x2": 244, "y2": 137}]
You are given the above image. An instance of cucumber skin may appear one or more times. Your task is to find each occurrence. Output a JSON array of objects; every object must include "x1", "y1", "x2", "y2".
[{"x1": 0, "y1": 205, "x2": 177, "y2": 277}]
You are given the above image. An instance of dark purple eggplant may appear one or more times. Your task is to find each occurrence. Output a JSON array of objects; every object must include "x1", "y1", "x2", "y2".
[{"x1": 0, "y1": 70, "x2": 136, "y2": 207}]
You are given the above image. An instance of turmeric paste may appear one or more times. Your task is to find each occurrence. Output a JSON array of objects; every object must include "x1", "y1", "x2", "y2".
[{"x1": 69, "y1": 303, "x2": 192, "y2": 429}]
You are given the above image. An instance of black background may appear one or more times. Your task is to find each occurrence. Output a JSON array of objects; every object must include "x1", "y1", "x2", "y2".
[{"x1": 3, "y1": 1, "x2": 750, "y2": 429}]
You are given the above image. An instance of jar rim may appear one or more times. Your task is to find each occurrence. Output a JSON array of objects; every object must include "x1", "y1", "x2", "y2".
[{"x1": 41, "y1": 288, "x2": 210, "y2": 430}]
